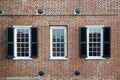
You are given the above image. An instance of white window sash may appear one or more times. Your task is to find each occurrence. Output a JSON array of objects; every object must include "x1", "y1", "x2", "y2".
[
  {"x1": 13, "y1": 26, "x2": 31, "y2": 59},
  {"x1": 86, "y1": 25, "x2": 104, "y2": 59},
  {"x1": 50, "y1": 26, "x2": 67, "y2": 59}
]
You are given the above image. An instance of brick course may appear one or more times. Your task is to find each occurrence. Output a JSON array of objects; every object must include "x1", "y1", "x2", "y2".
[{"x1": 0, "y1": 0, "x2": 120, "y2": 80}]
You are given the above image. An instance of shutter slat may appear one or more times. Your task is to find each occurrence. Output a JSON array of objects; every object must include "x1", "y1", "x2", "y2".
[
  {"x1": 80, "y1": 27, "x2": 87, "y2": 58},
  {"x1": 7, "y1": 28, "x2": 14, "y2": 58},
  {"x1": 103, "y1": 27, "x2": 111, "y2": 58},
  {"x1": 31, "y1": 27, "x2": 38, "y2": 58}
]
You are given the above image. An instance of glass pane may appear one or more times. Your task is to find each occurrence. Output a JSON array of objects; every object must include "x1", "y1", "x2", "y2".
[
  {"x1": 53, "y1": 39, "x2": 56, "y2": 42},
  {"x1": 97, "y1": 52, "x2": 100, "y2": 56},
  {"x1": 61, "y1": 43, "x2": 64, "y2": 47},
  {"x1": 61, "y1": 48, "x2": 64, "y2": 51},
  {"x1": 21, "y1": 53, "x2": 24, "y2": 56},
  {"x1": 60, "y1": 29, "x2": 64, "y2": 36},
  {"x1": 61, "y1": 38, "x2": 64, "y2": 42},
  {"x1": 17, "y1": 39, "x2": 20, "y2": 42},
  {"x1": 53, "y1": 44, "x2": 56, "y2": 47},
  {"x1": 21, "y1": 48, "x2": 24, "y2": 52},
  {"x1": 21, "y1": 39, "x2": 24, "y2": 42},
  {"x1": 25, "y1": 44, "x2": 29, "y2": 47},
  {"x1": 53, "y1": 53, "x2": 56, "y2": 56},
  {"x1": 53, "y1": 48, "x2": 56, "y2": 52},
  {"x1": 17, "y1": 44, "x2": 20, "y2": 47},
  {"x1": 93, "y1": 38, "x2": 97, "y2": 42},
  {"x1": 21, "y1": 44, "x2": 24, "y2": 47},
  {"x1": 21, "y1": 33, "x2": 24, "y2": 37},
  {"x1": 89, "y1": 52, "x2": 92, "y2": 56},
  {"x1": 57, "y1": 43, "x2": 60, "y2": 47},
  {"x1": 89, "y1": 33, "x2": 92, "y2": 37},
  {"x1": 57, "y1": 53, "x2": 60, "y2": 56},
  {"x1": 89, "y1": 38, "x2": 92, "y2": 42},
  {"x1": 93, "y1": 33, "x2": 96, "y2": 37},
  {"x1": 97, "y1": 48, "x2": 100, "y2": 51},
  {"x1": 93, "y1": 52, "x2": 96, "y2": 56},
  {"x1": 92, "y1": 48, "x2": 97, "y2": 51},
  {"x1": 57, "y1": 38, "x2": 60, "y2": 42},
  {"x1": 17, "y1": 33, "x2": 21, "y2": 37},
  {"x1": 61, "y1": 53, "x2": 64, "y2": 56},
  {"x1": 25, "y1": 34, "x2": 28, "y2": 37},
  {"x1": 89, "y1": 43, "x2": 92, "y2": 47},
  {"x1": 25, "y1": 48, "x2": 29, "y2": 52},
  {"x1": 25, "y1": 53, "x2": 29, "y2": 56},
  {"x1": 17, "y1": 48, "x2": 20, "y2": 52},
  {"x1": 52, "y1": 29, "x2": 56, "y2": 34},
  {"x1": 25, "y1": 38, "x2": 28, "y2": 42},
  {"x1": 89, "y1": 48, "x2": 92, "y2": 51},
  {"x1": 57, "y1": 48, "x2": 60, "y2": 51},
  {"x1": 17, "y1": 53, "x2": 20, "y2": 56}
]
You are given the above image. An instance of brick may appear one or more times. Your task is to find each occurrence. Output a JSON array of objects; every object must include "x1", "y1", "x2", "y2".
[{"x1": 0, "y1": 0, "x2": 119, "y2": 80}]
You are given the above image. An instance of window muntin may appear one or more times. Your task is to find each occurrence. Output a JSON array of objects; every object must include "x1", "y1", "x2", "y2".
[
  {"x1": 14, "y1": 27, "x2": 31, "y2": 59},
  {"x1": 50, "y1": 27, "x2": 67, "y2": 58},
  {"x1": 87, "y1": 27, "x2": 103, "y2": 58}
]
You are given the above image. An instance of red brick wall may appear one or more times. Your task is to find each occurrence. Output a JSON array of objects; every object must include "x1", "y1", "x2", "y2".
[{"x1": 0, "y1": 0, "x2": 120, "y2": 80}]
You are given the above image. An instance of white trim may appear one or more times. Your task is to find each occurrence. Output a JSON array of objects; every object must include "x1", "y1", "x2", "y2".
[
  {"x1": 13, "y1": 25, "x2": 31, "y2": 28},
  {"x1": 86, "y1": 57, "x2": 105, "y2": 60},
  {"x1": 6, "y1": 77, "x2": 38, "y2": 80},
  {"x1": 50, "y1": 26, "x2": 67, "y2": 59},
  {"x1": 49, "y1": 57, "x2": 68, "y2": 60},
  {"x1": 13, "y1": 57, "x2": 32, "y2": 60},
  {"x1": 86, "y1": 25, "x2": 104, "y2": 28}
]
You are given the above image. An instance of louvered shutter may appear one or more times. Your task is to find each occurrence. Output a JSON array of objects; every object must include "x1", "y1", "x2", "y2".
[
  {"x1": 6, "y1": 28, "x2": 14, "y2": 58},
  {"x1": 103, "y1": 27, "x2": 111, "y2": 58},
  {"x1": 30, "y1": 27, "x2": 38, "y2": 58},
  {"x1": 80, "y1": 27, "x2": 87, "y2": 58}
]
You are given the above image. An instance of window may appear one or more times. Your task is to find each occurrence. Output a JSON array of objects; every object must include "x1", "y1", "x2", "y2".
[
  {"x1": 14, "y1": 27, "x2": 31, "y2": 59},
  {"x1": 50, "y1": 26, "x2": 67, "y2": 59},
  {"x1": 87, "y1": 27, "x2": 103, "y2": 59},
  {"x1": 7, "y1": 26, "x2": 38, "y2": 59},
  {"x1": 80, "y1": 25, "x2": 111, "y2": 59}
]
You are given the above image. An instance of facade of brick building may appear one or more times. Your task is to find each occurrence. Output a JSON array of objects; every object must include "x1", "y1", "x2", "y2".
[{"x1": 0, "y1": 0, "x2": 120, "y2": 80}]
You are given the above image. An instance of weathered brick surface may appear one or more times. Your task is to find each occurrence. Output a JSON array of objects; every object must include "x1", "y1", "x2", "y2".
[{"x1": 0, "y1": 0, "x2": 120, "y2": 80}]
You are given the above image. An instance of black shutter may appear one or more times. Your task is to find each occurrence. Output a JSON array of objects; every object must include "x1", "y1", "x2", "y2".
[
  {"x1": 103, "y1": 27, "x2": 111, "y2": 58},
  {"x1": 31, "y1": 27, "x2": 38, "y2": 58},
  {"x1": 80, "y1": 27, "x2": 87, "y2": 58},
  {"x1": 6, "y1": 28, "x2": 14, "y2": 58}
]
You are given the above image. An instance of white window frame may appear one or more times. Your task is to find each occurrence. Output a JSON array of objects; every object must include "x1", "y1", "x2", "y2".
[
  {"x1": 13, "y1": 25, "x2": 32, "y2": 60},
  {"x1": 50, "y1": 26, "x2": 67, "y2": 60},
  {"x1": 86, "y1": 25, "x2": 104, "y2": 59}
]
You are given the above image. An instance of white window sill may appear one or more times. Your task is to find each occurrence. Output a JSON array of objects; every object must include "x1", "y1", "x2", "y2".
[
  {"x1": 13, "y1": 58, "x2": 32, "y2": 60},
  {"x1": 49, "y1": 57, "x2": 68, "y2": 60},
  {"x1": 86, "y1": 57, "x2": 105, "y2": 60}
]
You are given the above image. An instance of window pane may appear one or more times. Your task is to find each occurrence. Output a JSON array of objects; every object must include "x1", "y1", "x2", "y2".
[
  {"x1": 61, "y1": 43, "x2": 64, "y2": 47},
  {"x1": 89, "y1": 52, "x2": 92, "y2": 56},
  {"x1": 57, "y1": 43, "x2": 60, "y2": 47},
  {"x1": 61, "y1": 38, "x2": 64, "y2": 42},
  {"x1": 61, "y1": 53, "x2": 64, "y2": 56},
  {"x1": 57, "y1": 48, "x2": 60, "y2": 52},
  {"x1": 53, "y1": 53, "x2": 56, "y2": 56},
  {"x1": 61, "y1": 48, "x2": 64, "y2": 51},
  {"x1": 57, "y1": 53, "x2": 60, "y2": 56},
  {"x1": 57, "y1": 38, "x2": 60, "y2": 42},
  {"x1": 53, "y1": 48, "x2": 56, "y2": 52},
  {"x1": 17, "y1": 53, "x2": 21, "y2": 56},
  {"x1": 53, "y1": 44, "x2": 56, "y2": 47}
]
